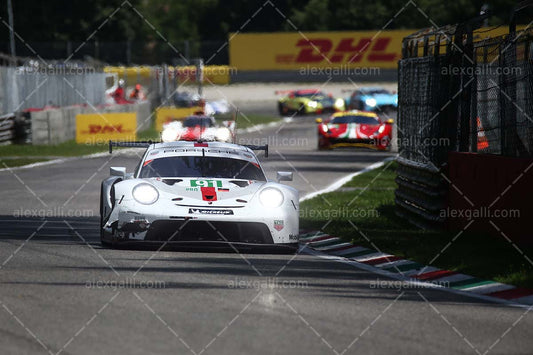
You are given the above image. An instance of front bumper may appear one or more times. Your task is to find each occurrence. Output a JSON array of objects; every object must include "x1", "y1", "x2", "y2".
[
  {"x1": 325, "y1": 137, "x2": 390, "y2": 150},
  {"x1": 109, "y1": 215, "x2": 299, "y2": 252},
  {"x1": 144, "y1": 219, "x2": 274, "y2": 243},
  {"x1": 106, "y1": 206, "x2": 299, "y2": 245}
]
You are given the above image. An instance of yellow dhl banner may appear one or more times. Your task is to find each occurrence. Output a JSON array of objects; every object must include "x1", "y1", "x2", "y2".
[
  {"x1": 155, "y1": 106, "x2": 203, "y2": 131},
  {"x1": 104, "y1": 66, "x2": 232, "y2": 85},
  {"x1": 408, "y1": 25, "x2": 530, "y2": 57},
  {"x1": 173, "y1": 66, "x2": 231, "y2": 85},
  {"x1": 104, "y1": 66, "x2": 153, "y2": 79},
  {"x1": 229, "y1": 30, "x2": 416, "y2": 70},
  {"x1": 229, "y1": 27, "x2": 530, "y2": 70},
  {"x1": 76, "y1": 112, "x2": 137, "y2": 144}
]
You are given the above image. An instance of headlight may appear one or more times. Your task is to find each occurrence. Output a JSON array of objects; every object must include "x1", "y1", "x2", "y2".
[
  {"x1": 259, "y1": 187, "x2": 284, "y2": 208},
  {"x1": 161, "y1": 127, "x2": 179, "y2": 142},
  {"x1": 378, "y1": 125, "x2": 385, "y2": 133},
  {"x1": 132, "y1": 183, "x2": 159, "y2": 205},
  {"x1": 365, "y1": 98, "x2": 377, "y2": 107},
  {"x1": 216, "y1": 127, "x2": 231, "y2": 142},
  {"x1": 307, "y1": 101, "x2": 318, "y2": 108},
  {"x1": 334, "y1": 98, "x2": 344, "y2": 107}
]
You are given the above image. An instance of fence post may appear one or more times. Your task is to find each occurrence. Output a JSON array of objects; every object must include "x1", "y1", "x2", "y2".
[
  {"x1": 467, "y1": 26, "x2": 478, "y2": 153},
  {"x1": 46, "y1": 115, "x2": 51, "y2": 145},
  {"x1": 196, "y1": 58, "x2": 204, "y2": 98},
  {"x1": 452, "y1": 26, "x2": 467, "y2": 152}
]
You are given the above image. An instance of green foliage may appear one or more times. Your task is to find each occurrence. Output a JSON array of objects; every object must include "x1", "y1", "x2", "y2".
[
  {"x1": 0, "y1": 0, "x2": 527, "y2": 64},
  {"x1": 1, "y1": 0, "x2": 522, "y2": 46},
  {"x1": 300, "y1": 160, "x2": 533, "y2": 288}
]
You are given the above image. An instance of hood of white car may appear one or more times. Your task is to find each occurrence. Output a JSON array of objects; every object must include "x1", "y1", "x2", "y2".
[{"x1": 146, "y1": 177, "x2": 265, "y2": 206}]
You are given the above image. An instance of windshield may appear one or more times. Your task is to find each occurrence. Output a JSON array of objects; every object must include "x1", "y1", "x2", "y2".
[
  {"x1": 331, "y1": 115, "x2": 380, "y2": 124},
  {"x1": 362, "y1": 89, "x2": 390, "y2": 95},
  {"x1": 139, "y1": 156, "x2": 266, "y2": 181},
  {"x1": 183, "y1": 117, "x2": 214, "y2": 128}
]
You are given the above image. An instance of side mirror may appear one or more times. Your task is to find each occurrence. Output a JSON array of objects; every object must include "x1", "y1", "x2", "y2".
[
  {"x1": 110, "y1": 167, "x2": 126, "y2": 177},
  {"x1": 277, "y1": 171, "x2": 293, "y2": 182},
  {"x1": 386, "y1": 119, "x2": 394, "y2": 124},
  {"x1": 315, "y1": 118, "x2": 323, "y2": 124}
]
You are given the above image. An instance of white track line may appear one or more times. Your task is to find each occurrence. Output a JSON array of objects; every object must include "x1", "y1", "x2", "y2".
[
  {"x1": 0, "y1": 148, "x2": 139, "y2": 172},
  {"x1": 300, "y1": 157, "x2": 396, "y2": 202}
]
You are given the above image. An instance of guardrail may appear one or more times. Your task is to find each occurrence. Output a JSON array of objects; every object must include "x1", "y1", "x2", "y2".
[{"x1": 0, "y1": 113, "x2": 15, "y2": 144}]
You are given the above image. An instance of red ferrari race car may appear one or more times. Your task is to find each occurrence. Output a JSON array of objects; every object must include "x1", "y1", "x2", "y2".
[
  {"x1": 316, "y1": 111, "x2": 393, "y2": 150},
  {"x1": 161, "y1": 115, "x2": 235, "y2": 143}
]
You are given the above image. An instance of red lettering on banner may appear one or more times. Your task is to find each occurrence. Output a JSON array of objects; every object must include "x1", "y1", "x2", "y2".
[
  {"x1": 330, "y1": 38, "x2": 372, "y2": 63},
  {"x1": 86, "y1": 124, "x2": 128, "y2": 134},
  {"x1": 295, "y1": 38, "x2": 332, "y2": 63},
  {"x1": 367, "y1": 38, "x2": 397, "y2": 61},
  {"x1": 293, "y1": 37, "x2": 397, "y2": 64}
]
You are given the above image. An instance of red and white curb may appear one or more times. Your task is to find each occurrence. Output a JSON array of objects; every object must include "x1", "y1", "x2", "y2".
[{"x1": 298, "y1": 231, "x2": 533, "y2": 308}]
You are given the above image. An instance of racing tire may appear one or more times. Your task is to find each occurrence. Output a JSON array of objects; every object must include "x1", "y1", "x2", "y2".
[
  {"x1": 381, "y1": 136, "x2": 392, "y2": 152},
  {"x1": 317, "y1": 136, "x2": 329, "y2": 151},
  {"x1": 99, "y1": 185, "x2": 111, "y2": 247},
  {"x1": 278, "y1": 103, "x2": 289, "y2": 116},
  {"x1": 100, "y1": 183, "x2": 116, "y2": 248}
]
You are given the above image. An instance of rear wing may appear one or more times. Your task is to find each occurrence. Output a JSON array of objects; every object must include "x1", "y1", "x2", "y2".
[
  {"x1": 243, "y1": 144, "x2": 269, "y2": 158},
  {"x1": 109, "y1": 140, "x2": 268, "y2": 157},
  {"x1": 109, "y1": 140, "x2": 156, "y2": 153}
]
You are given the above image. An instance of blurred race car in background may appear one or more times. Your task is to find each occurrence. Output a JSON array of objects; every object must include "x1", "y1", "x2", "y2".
[
  {"x1": 173, "y1": 91, "x2": 230, "y2": 115},
  {"x1": 344, "y1": 87, "x2": 398, "y2": 112},
  {"x1": 204, "y1": 99, "x2": 230, "y2": 116},
  {"x1": 161, "y1": 115, "x2": 235, "y2": 143},
  {"x1": 277, "y1": 89, "x2": 345, "y2": 115},
  {"x1": 173, "y1": 91, "x2": 201, "y2": 107},
  {"x1": 316, "y1": 110, "x2": 393, "y2": 150}
]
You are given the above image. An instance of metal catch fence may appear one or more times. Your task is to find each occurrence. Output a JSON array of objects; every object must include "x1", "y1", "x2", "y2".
[
  {"x1": 0, "y1": 64, "x2": 107, "y2": 115},
  {"x1": 396, "y1": 6, "x2": 533, "y2": 228}
]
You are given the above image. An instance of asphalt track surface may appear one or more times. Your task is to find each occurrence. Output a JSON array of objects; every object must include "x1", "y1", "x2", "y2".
[{"x1": 0, "y1": 114, "x2": 532, "y2": 355}]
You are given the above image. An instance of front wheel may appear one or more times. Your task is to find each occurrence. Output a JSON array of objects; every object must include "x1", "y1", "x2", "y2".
[
  {"x1": 317, "y1": 136, "x2": 330, "y2": 150},
  {"x1": 100, "y1": 201, "x2": 112, "y2": 247},
  {"x1": 100, "y1": 183, "x2": 115, "y2": 247},
  {"x1": 278, "y1": 103, "x2": 288, "y2": 116}
]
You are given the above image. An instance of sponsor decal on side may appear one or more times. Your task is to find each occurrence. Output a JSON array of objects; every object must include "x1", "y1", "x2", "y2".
[
  {"x1": 188, "y1": 208, "x2": 233, "y2": 215},
  {"x1": 274, "y1": 220, "x2": 284, "y2": 231}
]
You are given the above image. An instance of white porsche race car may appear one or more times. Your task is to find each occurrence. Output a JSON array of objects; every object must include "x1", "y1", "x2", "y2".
[{"x1": 100, "y1": 140, "x2": 299, "y2": 251}]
